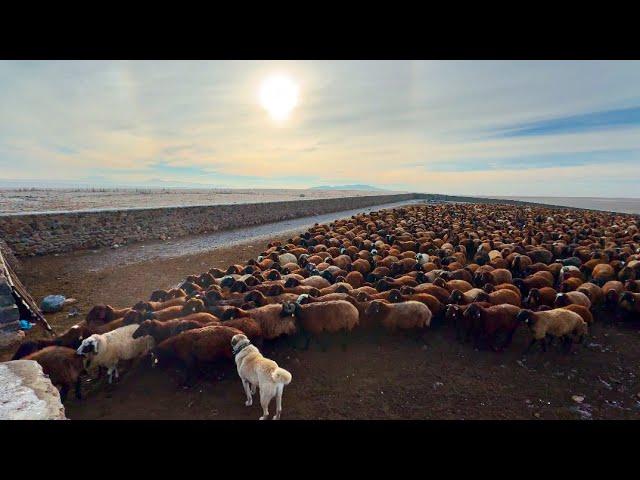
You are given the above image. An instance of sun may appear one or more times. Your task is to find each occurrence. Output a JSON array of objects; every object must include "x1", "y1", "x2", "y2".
[{"x1": 259, "y1": 74, "x2": 299, "y2": 122}]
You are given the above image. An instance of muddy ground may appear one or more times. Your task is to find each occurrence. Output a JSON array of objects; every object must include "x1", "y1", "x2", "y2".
[{"x1": 12, "y1": 230, "x2": 640, "y2": 420}]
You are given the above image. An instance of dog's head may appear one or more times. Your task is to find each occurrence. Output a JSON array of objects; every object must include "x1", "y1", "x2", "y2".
[{"x1": 231, "y1": 334, "x2": 251, "y2": 355}]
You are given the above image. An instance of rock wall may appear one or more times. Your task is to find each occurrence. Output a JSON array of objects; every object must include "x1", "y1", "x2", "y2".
[
  {"x1": 0, "y1": 192, "x2": 615, "y2": 258},
  {"x1": 0, "y1": 242, "x2": 21, "y2": 350},
  {"x1": 0, "y1": 360, "x2": 67, "y2": 420},
  {"x1": 0, "y1": 193, "x2": 424, "y2": 256}
]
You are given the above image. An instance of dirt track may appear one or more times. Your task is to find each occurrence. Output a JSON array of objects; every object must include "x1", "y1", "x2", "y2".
[{"x1": 13, "y1": 206, "x2": 640, "y2": 420}]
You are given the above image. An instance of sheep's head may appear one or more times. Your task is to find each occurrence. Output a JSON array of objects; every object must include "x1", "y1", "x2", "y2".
[
  {"x1": 132, "y1": 320, "x2": 155, "y2": 339},
  {"x1": 133, "y1": 301, "x2": 152, "y2": 312},
  {"x1": 149, "y1": 290, "x2": 168, "y2": 302},
  {"x1": 266, "y1": 284, "x2": 285, "y2": 297},
  {"x1": 387, "y1": 289, "x2": 403, "y2": 303},
  {"x1": 244, "y1": 290, "x2": 266, "y2": 305},
  {"x1": 516, "y1": 309, "x2": 534, "y2": 326},
  {"x1": 513, "y1": 278, "x2": 525, "y2": 293},
  {"x1": 220, "y1": 276, "x2": 236, "y2": 288},
  {"x1": 205, "y1": 289, "x2": 223, "y2": 304},
  {"x1": 86, "y1": 305, "x2": 113, "y2": 325},
  {"x1": 433, "y1": 277, "x2": 447, "y2": 289},
  {"x1": 604, "y1": 288, "x2": 620, "y2": 305},
  {"x1": 320, "y1": 270, "x2": 334, "y2": 283},
  {"x1": 230, "y1": 281, "x2": 248, "y2": 293},
  {"x1": 284, "y1": 277, "x2": 301, "y2": 288},
  {"x1": 222, "y1": 307, "x2": 242, "y2": 321},
  {"x1": 445, "y1": 304, "x2": 461, "y2": 322},
  {"x1": 122, "y1": 310, "x2": 146, "y2": 325},
  {"x1": 482, "y1": 283, "x2": 495, "y2": 293},
  {"x1": 296, "y1": 293, "x2": 311, "y2": 305},
  {"x1": 375, "y1": 278, "x2": 393, "y2": 292},
  {"x1": 447, "y1": 290, "x2": 464, "y2": 305},
  {"x1": 465, "y1": 303, "x2": 482, "y2": 321},
  {"x1": 625, "y1": 280, "x2": 639, "y2": 292},
  {"x1": 77, "y1": 336, "x2": 99, "y2": 356},
  {"x1": 554, "y1": 293, "x2": 571, "y2": 307},
  {"x1": 281, "y1": 301, "x2": 297, "y2": 317},
  {"x1": 198, "y1": 273, "x2": 216, "y2": 288},
  {"x1": 620, "y1": 291, "x2": 635, "y2": 305},
  {"x1": 365, "y1": 300, "x2": 385, "y2": 316},
  {"x1": 183, "y1": 298, "x2": 206, "y2": 314},
  {"x1": 525, "y1": 288, "x2": 541, "y2": 307},
  {"x1": 266, "y1": 269, "x2": 282, "y2": 281}
]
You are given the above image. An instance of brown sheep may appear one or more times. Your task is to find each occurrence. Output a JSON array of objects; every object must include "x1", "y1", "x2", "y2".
[
  {"x1": 225, "y1": 303, "x2": 298, "y2": 340},
  {"x1": 86, "y1": 305, "x2": 132, "y2": 328},
  {"x1": 560, "y1": 304, "x2": 594, "y2": 325},
  {"x1": 365, "y1": 300, "x2": 432, "y2": 332},
  {"x1": 602, "y1": 280, "x2": 625, "y2": 308},
  {"x1": 23, "y1": 346, "x2": 86, "y2": 401},
  {"x1": 554, "y1": 291, "x2": 592, "y2": 309},
  {"x1": 151, "y1": 325, "x2": 245, "y2": 380},
  {"x1": 291, "y1": 300, "x2": 359, "y2": 350},
  {"x1": 524, "y1": 287, "x2": 558, "y2": 309},
  {"x1": 134, "y1": 296, "x2": 186, "y2": 312},
  {"x1": 132, "y1": 318, "x2": 210, "y2": 343}
]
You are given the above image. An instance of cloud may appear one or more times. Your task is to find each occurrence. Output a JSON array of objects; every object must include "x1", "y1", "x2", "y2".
[{"x1": 1, "y1": 60, "x2": 640, "y2": 196}]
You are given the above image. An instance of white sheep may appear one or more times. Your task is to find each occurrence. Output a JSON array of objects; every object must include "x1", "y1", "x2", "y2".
[
  {"x1": 415, "y1": 253, "x2": 430, "y2": 265},
  {"x1": 278, "y1": 252, "x2": 298, "y2": 266},
  {"x1": 559, "y1": 265, "x2": 580, "y2": 283},
  {"x1": 76, "y1": 324, "x2": 155, "y2": 383}
]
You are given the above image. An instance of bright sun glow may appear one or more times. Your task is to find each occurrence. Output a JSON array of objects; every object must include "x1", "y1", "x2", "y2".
[{"x1": 259, "y1": 74, "x2": 299, "y2": 121}]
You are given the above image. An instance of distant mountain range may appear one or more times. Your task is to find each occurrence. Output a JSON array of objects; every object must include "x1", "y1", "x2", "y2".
[{"x1": 309, "y1": 184, "x2": 386, "y2": 191}]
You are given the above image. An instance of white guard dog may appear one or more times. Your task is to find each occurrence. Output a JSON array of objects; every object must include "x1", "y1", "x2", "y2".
[{"x1": 231, "y1": 333, "x2": 292, "y2": 420}]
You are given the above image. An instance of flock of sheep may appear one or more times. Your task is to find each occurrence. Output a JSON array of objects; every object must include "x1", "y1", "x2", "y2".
[{"x1": 10, "y1": 202, "x2": 640, "y2": 416}]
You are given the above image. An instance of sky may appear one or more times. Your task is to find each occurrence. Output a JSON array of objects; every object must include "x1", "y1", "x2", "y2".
[{"x1": 1, "y1": 60, "x2": 640, "y2": 197}]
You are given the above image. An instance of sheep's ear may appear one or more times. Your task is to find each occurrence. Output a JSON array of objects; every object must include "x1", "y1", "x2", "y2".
[{"x1": 92, "y1": 340, "x2": 99, "y2": 354}]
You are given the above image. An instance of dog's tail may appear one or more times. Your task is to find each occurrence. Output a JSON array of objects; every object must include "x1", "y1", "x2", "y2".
[{"x1": 271, "y1": 367, "x2": 292, "y2": 385}]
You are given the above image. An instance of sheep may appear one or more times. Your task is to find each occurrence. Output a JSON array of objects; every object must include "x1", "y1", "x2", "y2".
[
  {"x1": 475, "y1": 268, "x2": 513, "y2": 286},
  {"x1": 76, "y1": 324, "x2": 155, "y2": 383},
  {"x1": 559, "y1": 304, "x2": 594, "y2": 325},
  {"x1": 517, "y1": 309, "x2": 588, "y2": 353},
  {"x1": 131, "y1": 318, "x2": 212, "y2": 343},
  {"x1": 23, "y1": 346, "x2": 86, "y2": 401},
  {"x1": 590, "y1": 263, "x2": 616, "y2": 286},
  {"x1": 602, "y1": 280, "x2": 625, "y2": 308},
  {"x1": 386, "y1": 289, "x2": 444, "y2": 317},
  {"x1": 462, "y1": 303, "x2": 522, "y2": 351},
  {"x1": 444, "y1": 302, "x2": 493, "y2": 341},
  {"x1": 524, "y1": 287, "x2": 558, "y2": 309},
  {"x1": 477, "y1": 287, "x2": 521, "y2": 307},
  {"x1": 151, "y1": 325, "x2": 244, "y2": 383},
  {"x1": 447, "y1": 288, "x2": 488, "y2": 305},
  {"x1": 554, "y1": 291, "x2": 592, "y2": 309},
  {"x1": 224, "y1": 303, "x2": 298, "y2": 340},
  {"x1": 365, "y1": 300, "x2": 432, "y2": 333},
  {"x1": 290, "y1": 300, "x2": 359, "y2": 350},
  {"x1": 619, "y1": 291, "x2": 640, "y2": 314},
  {"x1": 134, "y1": 296, "x2": 186, "y2": 312},
  {"x1": 86, "y1": 305, "x2": 132, "y2": 328},
  {"x1": 576, "y1": 282, "x2": 604, "y2": 306}
]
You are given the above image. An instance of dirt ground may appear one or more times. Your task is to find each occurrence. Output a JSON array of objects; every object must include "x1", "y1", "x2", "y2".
[{"x1": 13, "y1": 236, "x2": 640, "y2": 420}]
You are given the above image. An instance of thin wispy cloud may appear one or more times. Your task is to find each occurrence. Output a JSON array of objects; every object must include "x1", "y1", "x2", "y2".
[{"x1": 1, "y1": 60, "x2": 639, "y2": 196}]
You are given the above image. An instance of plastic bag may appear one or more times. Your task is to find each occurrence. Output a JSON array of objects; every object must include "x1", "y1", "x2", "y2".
[{"x1": 41, "y1": 294, "x2": 66, "y2": 313}]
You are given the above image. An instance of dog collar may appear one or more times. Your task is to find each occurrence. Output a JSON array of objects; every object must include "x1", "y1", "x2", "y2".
[{"x1": 233, "y1": 340, "x2": 251, "y2": 356}]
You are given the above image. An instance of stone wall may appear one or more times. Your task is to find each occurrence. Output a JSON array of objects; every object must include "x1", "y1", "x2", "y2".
[
  {"x1": 0, "y1": 360, "x2": 67, "y2": 419},
  {"x1": 0, "y1": 193, "x2": 424, "y2": 257},
  {"x1": 0, "y1": 242, "x2": 23, "y2": 353},
  {"x1": 1, "y1": 192, "x2": 622, "y2": 258}
]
